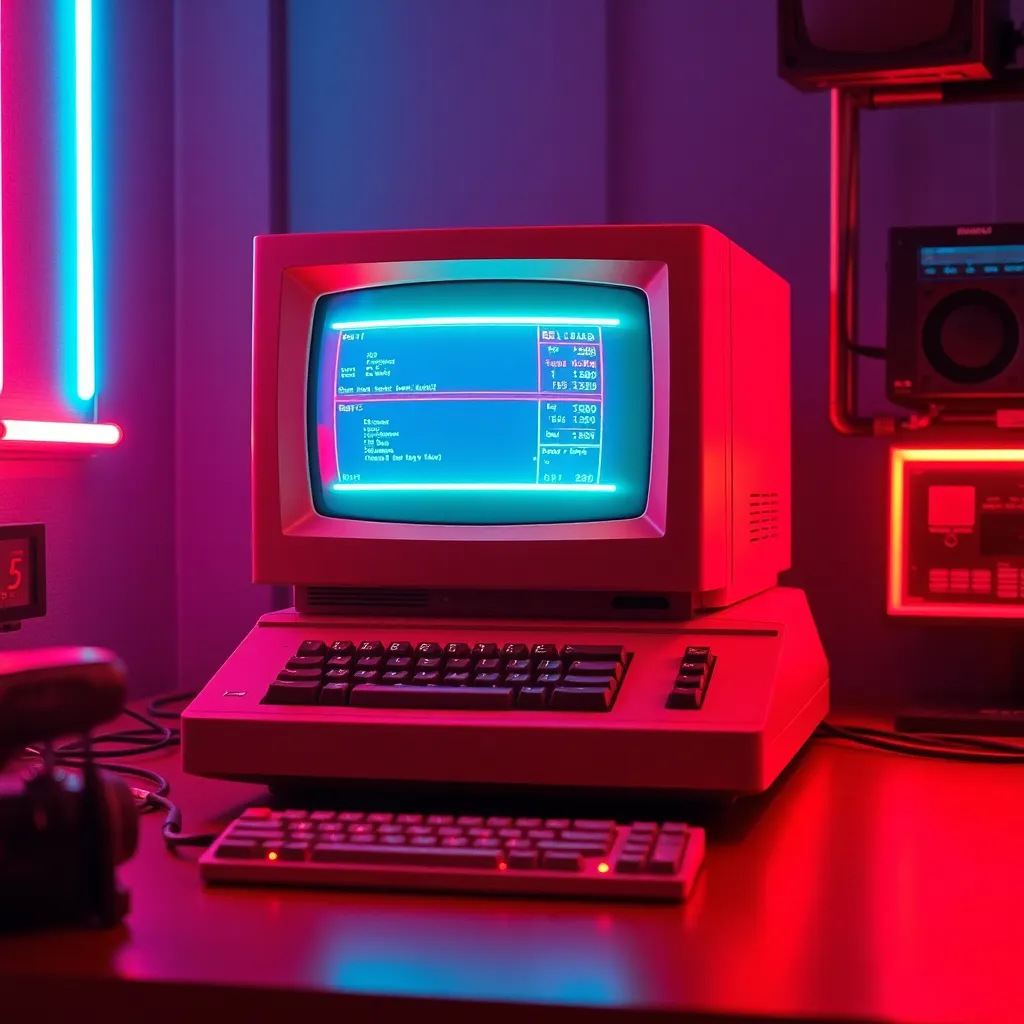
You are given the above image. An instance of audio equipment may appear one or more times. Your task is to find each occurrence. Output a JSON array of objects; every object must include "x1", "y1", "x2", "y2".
[
  {"x1": 778, "y1": 0, "x2": 1016, "y2": 91},
  {"x1": 0, "y1": 523, "x2": 45, "y2": 631},
  {"x1": 0, "y1": 647, "x2": 139, "y2": 931},
  {"x1": 886, "y1": 224, "x2": 1024, "y2": 412}
]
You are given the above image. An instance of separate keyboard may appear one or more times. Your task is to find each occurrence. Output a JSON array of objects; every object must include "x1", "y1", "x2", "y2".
[
  {"x1": 263, "y1": 638, "x2": 715, "y2": 713},
  {"x1": 200, "y1": 808, "x2": 706, "y2": 901}
]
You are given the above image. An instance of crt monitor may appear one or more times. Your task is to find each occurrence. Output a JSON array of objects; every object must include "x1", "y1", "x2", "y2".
[{"x1": 253, "y1": 224, "x2": 791, "y2": 617}]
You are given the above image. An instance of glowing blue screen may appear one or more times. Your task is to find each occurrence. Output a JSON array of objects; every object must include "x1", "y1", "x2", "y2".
[{"x1": 308, "y1": 280, "x2": 653, "y2": 525}]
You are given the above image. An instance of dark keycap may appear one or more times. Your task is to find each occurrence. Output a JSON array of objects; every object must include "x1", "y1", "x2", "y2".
[
  {"x1": 537, "y1": 659, "x2": 562, "y2": 673},
  {"x1": 297, "y1": 640, "x2": 327, "y2": 657},
  {"x1": 505, "y1": 672, "x2": 532, "y2": 686},
  {"x1": 348, "y1": 823, "x2": 375, "y2": 834},
  {"x1": 542, "y1": 851, "x2": 583, "y2": 871},
  {"x1": 337, "y1": 812, "x2": 364, "y2": 822},
  {"x1": 380, "y1": 834, "x2": 407, "y2": 845},
  {"x1": 648, "y1": 836, "x2": 687, "y2": 874},
  {"x1": 561, "y1": 644, "x2": 625, "y2": 663},
  {"x1": 265, "y1": 679, "x2": 320, "y2": 704},
  {"x1": 429, "y1": 816, "x2": 455, "y2": 826},
  {"x1": 357, "y1": 656, "x2": 383, "y2": 669},
  {"x1": 229, "y1": 828, "x2": 284, "y2": 841},
  {"x1": 466, "y1": 827, "x2": 493, "y2": 838},
  {"x1": 416, "y1": 641, "x2": 443, "y2": 657},
  {"x1": 472, "y1": 643, "x2": 499, "y2": 659},
  {"x1": 382, "y1": 670, "x2": 410, "y2": 682},
  {"x1": 329, "y1": 640, "x2": 355, "y2": 655},
  {"x1": 353, "y1": 669, "x2": 381, "y2": 682},
  {"x1": 319, "y1": 682, "x2": 350, "y2": 705},
  {"x1": 550, "y1": 687, "x2": 613, "y2": 711},
  {"x1": 623, "y1": 841, "x2": 653, "y2": 858},
  {"x1": 498, "y1": 828, "x2": 522, "y2": 839},
  {"x1": 442, "y1": 836, "x2": 469, "y2": 848},
  {"x1": 358, "y1": 640, "x2": 384, "y2": 655},
  {"x1": 560, "y1": 830, "x2": 613, "y2": 846},
  {"x1": 675, "y1": 673, "x2": 706, "y2": 688},
  {"x1": 413, "y1": 670, "x2": 441, "y2": 684},
  {"x1": 309, "y1": 811, "x2": 335, "y2": 822},
  {"x1": 285, "y1": 657, "x2": 323, "y2": 672},
  {"x1": 536, "y1": 840, "x2": 608, "y2": 856},
  {"x1": 386, "y1": 641, "x2": 413, "y2": 656},
  {"x1": 505, "y1": 659, "x2": 532, "y2": 673},
  {"x1": 487, "y1": 817, "x2": 513, "y2": 827},
  {"x1": 563, "y1": 674, "x2": 615, "y2": 688},
  {"x1": 288, "y1": 820, "x2": 315, "y2": 831},
  {"x1": 568, "y1": 660, "x2": 622, "y2": 679},
  {"x1": 661, "y1": 823, "x2": 688, "y2": 834},
  {"x1": 615, "y1": 853, "x2": 647, "y2": 873},
  {"x1": 544, "y1": 819, "x2": 570, "y2": 830},
  {"x1": 410, "y1": 836, "x2": 438, "y2": 847},
  {"x1": 395, "y1": 814, "x2": 422, "y2": 825},
  {"x1": 446, "y1": 657, "x2": 472, "y2": 672},
  {"x1": 473, "y1": 838, "x2": 502, "y2": 849},
  {"x1": 502, "y1": 643, "x2": 530, "y2": 659},
  {"x1": 506, "y1": 838, "x2": 533, "y2": 849},
  {"x1": 416, "y1": 657, "x2": 442, "y2": 670},
  {"x1": 679, "y1": 661, "x2": 708, "y2": 677},
  {"x1": 528, "y1": 829, "x2": 556, "y2": 840},
  {"x1": 536, "y1": 673, "x2": 563, "y2": 686},
  {"x1": 280, "y1": 842, "x2": 310, "y2": 860},
  {"x1": 327, "y1": 656, "x2": 353, "y2": 670},
  {"x1": 444, "y1": 642, "x2": 470, "y2": 658},
  {"x1": 312, "y1": 844, "x2": 502, "y2": 869},
  {"x1": 667, "y1": 687, "x2": 702, "y2": 710},
  {"x1": 684, "y1": 646, "x2": 711, "y2": 663},
  {"x1": 574, "y1": 820, "x2": 615, "y2": 831},
  {"x1": 507, "y1": 849, "x2": 539, "y2": 869},
  {"x1": 473, "y1": 672, "x2": 502, "y2": 686},
  {"x1": 366, "y1": 813, "x2": 393, "y2": 823},
  {"x1": 216, "y1": 839, "x2": 258, "y2": 859},
  {"x1": 515, "y1": 818, "x2": 542, "y2": 828},
  {"x1": 405, "y1": 822, "x2": 431, "y2": 833},
  {"x1": 531, "y1": 644, "x2": 559, "y2": 660},
  {"x1": 457, "y1": 816, "x2": 484, "y2": 826},
  {"x1": 325, "y1": 668, "x2": 350, "y2": 682},
  {"x1": 276, "y1": 668, "x2": 322, "y2": 682},
  {"x1": 262, "y1": 840, "x2": 286, "y2": 855},
  {"x1": 516, "y1": 687, "x2": 547, "y2": 709},
  {"x1": 349, "y1": 684, "x2": 514, "y2": 710},
  {"x1": 282, "y1": 810, "x2": 308, "y2": 820},
  {"x1": 444, "y1": 671, "x2": 471, "y2": 684},
  {"x1": 387, "y1": 656, "x2": 413, "y2": 669},
  {"x1": 476, "y1": 658, "x2": 500, "y2": 672},
  {"x1": 630, "y1": 821, "x2": 658, "y2": 833}
]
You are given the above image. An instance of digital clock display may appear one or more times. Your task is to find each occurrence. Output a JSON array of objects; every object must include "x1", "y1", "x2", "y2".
[{"x1": 0, "y1": 538, "x2": 30, "y2": 608}]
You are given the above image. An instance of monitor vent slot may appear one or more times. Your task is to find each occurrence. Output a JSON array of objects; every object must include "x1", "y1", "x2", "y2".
[
  {"x1": 749, "y1": 492, "x2": 780, "y2": 542},
  {"x1": 304, "y1": 587, "x2": 430, "y2": 610}
]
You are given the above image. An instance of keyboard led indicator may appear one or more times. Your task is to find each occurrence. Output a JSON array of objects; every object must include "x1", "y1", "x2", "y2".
[{"x1": 598, "y1": 862, "x2": 610, "y2": 873}]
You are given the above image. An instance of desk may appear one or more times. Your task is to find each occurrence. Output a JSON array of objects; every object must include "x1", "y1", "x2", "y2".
[{"x1": 2, "y1": 734, "x2": 1023, "y2": 1023}]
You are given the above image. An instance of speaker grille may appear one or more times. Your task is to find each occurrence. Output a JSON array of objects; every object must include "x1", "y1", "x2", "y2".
[
  {"x1": 304, "y1": 587, "x2": 430, "y2": 610},
  {"x1": 749, "y1": 493, "x2": 780, "y2": 542}
]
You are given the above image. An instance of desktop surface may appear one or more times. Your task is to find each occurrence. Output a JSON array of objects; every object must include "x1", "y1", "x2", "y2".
[{"x1": 3, "y1": 713, "x2": 1024, "y2": 1024}]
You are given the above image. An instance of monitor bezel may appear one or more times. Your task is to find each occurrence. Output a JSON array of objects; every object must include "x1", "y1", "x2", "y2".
[{"x1": 253, "y1": 226, "x2": 720, "y2": 593}]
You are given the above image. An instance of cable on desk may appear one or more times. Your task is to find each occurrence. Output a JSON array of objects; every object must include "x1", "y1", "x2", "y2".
[{"x1": 817, "y1": 720, "x2": 1024, "y2": 763}]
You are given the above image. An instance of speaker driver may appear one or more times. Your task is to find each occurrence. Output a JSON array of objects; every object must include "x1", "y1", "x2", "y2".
[{"x1": 921, "y1": 289, "x2": 1019, "y2": 384}]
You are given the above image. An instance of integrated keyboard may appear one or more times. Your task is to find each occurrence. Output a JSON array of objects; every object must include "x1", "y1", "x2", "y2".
[
  {"x1": 264, "y1": 637, "x2": 716, "y2": 712},
  {"x1": 200, "y1": 807, "x2": 706, "y2": 901}
]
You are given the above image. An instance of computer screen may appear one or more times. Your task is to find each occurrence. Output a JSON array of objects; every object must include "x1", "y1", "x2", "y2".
[{"x1": 307, "y1": 279, "x2": 653, "y2": 526}]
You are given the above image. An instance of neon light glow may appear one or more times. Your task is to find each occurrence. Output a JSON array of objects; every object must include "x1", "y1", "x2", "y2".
[
  {"x1": 331, "y1": 482, "x2": 617, "y2": 493},
  {"x1": 0, "y1": 419, "x2": 121, "y2": 445},
  {"x1": 889, "y1": 447, "x2": 1024, "y2": 618},
  {"x1": 330, "y1": 315, "x2": 621, "y2": 331},
  {"x1": 75, "y1": 0, "x2": 95, "y2": 401}
]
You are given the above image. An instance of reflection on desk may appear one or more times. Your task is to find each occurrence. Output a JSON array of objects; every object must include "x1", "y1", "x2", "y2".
[{"x1": 2, "y1": 735, "x2": 1024, "y2": 1023}]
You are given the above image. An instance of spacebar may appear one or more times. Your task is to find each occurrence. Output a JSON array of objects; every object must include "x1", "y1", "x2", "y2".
[
  {"x1": 312, "y1": 843, "x2": 502, "y2": 869},
  {"x1": 349, "y1": 684, "x2": 514, "y2": 709}
]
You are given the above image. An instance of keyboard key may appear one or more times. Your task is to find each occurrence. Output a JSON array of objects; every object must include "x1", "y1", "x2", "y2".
[
  {"x1": 684, "y1": 646, "x2": 711, "y2": 663},
  {"x1": 444, "y1": 642, "x2": 470, "y2": 658},
  {"x1": 649, "y1": 837, "x2": 687, "y2": 874},
  {"x1": 382, "y1": 670, "x2": 410, "y2": 683},
  {"x1": 473, "y1": 838, "x2": 501, "y2": 849},
  {"x1": 349, "y1": 684, "x2": 514, "y2": 710},
  {"x1": 325, "y1": 668, "x2": 350, "y2": 683},
  {"x1": 561, "y1": 645, "x2": 625, "y2": 663},
  {"x1": 472, "y1": 643, "x2": 498, "y2": 659},
  {"x1": 216, "y1": 839, "x2": 258, "y2": 858},
  {"x1": 265, "y1": 679, "x2": 320, "y2": 704},
  {"x1": 281, "y1": 842, "x2": 310, "y2": 860},
  {"x1": 446, "y1": 658, "x2": 472, "y2": 672},
  {"x1": 661, "y1": 823, "x2": 688, "y2": 834},
  {"x1": 676, "y1": 673, "x2": 706, "y2": 688},
  {"x1": 467, "y1": 827, "x2": 493, "y2": 838},
  {"x1": 413, "y1": 670, "x2": 441, "y2": 684},
  {"x1": 356, "y1": 656, "x2": 383, "y2": 669},
  {"x1": 427, "y1": 815, "x2": 454, "y2": 826},
  {"x1": 287, "y1": 655, "x2": 325, "y2": 671},
  {"x1": 309, "y1": 811, "x2": 335, "y2": 821},
  {"x1": 505, "y1": 659, "x2": 532, "y2": 674},
  {"x1": 536, "y1": 840, "x2": 608, "y2": 856},
  {"x1": 228, "y1": 828, "x2": 284, "y2": 841},
  {"x1": 486, "y1": 817, "x2": 513, "y2": 827},
  {"x1": 629, "y1": 822, "x2": 658, "y2": 833},
  {"x1": 544, "y1": 819, "x2": 570, "y2": 830},
  {"x1": 536, "y1": 673, "x2": 562, "y2": 686},
  {"x1": 514, "y1": 818, "x2": 542, "y2": 828},
  {"x1": 386, "y1": 641, "x2": 412, "y2": 656},
  {"x1": 282, "y1": 810, "x2": 307, "y2": 820},
  {"x1": 516, "y1": 687, "x2": 547, "y2": 709},
  {"x1": 241, "y1": 807, "x2": 271, "y2": 820},
  {"x1": 337, "y1": 812, "x2": 364, "y2": 823},
  {"x1": 456, "y1": 816, "x2": 483, "y2": 826},
  {"x1": 327, "y1": 657, "x2": 353, "y2": 673},
  {"x1": 411, "y1": 836, "x2": 438, "y2": 847},
  {"x1": 441, "y1": 836, "x2": 469, "y2": 848},
  {"x1": 505, "y1": 672, "x2": 532, "y2": 686},
  {"x1": 386, "y1": 656, "x2": 413, "y2": 669},
  {"x1": 542, "y1": 851, "x2": 583, "y2": 871},
  {"x1": 536, "y1": 659, "x2": 562, "y2": 673},
  {"x1": 667, "y1": 687, "x2": 702, "y2": 710},
  {"x1": 502, "y1": 643, "x2": 530, "y2": 659},
  {"x1": 395, "y1": 814, "x2": 422, "y2": 825},
  {"x1": 329, "y1": 640, "x2": 355, "y2": 655},
  {"x1": 531, "y1": 644, "x2": 559, "y2": 660},
  {"x1": 679, "y1": 662, "x2": 708, "y2": 677},
  {"x1": 353, "y1": 669, "x2": 381, "y2": 682},
  {"x1": 574, "y1": 820, "x2": 615, "y2": 831},
  {"x1": 297, "y1": 640, "x2": 327, "y2": 657},
  {"x1": 416, "y1": 657, "x2": 443, "y2": 670},
  {"x1": 560, "y1": 830, "x2": 613, "y2": 846},
  {"x1": 312, "y1": 843, "x2": 502, "y2": 869},
  {"x1": 416, "y1": 642, "x2": 443, "y2": 657},
  {"x1": 614, "y1": 853, "x2": 647, "y2": 873},
  {"x1": 476, "y1": 658, "x2": 500, "y2": 672},
  {"x1": 319, "y1": 682, "x2": 350, "y2": 705},
  {"x1": 276, "y1": 668, "x2": 322, "y2": 682},
  {"x1": 472, "y1": 672, "x2": 502, "y2": 686},
  {"x1": 507, "y1": 849, "x2": 539, "y2": 869},
  {"x1": 550, "y1": 687, "x2": 613, "y2": 711},
  {"x1": 568, "y1": 660, "x2": 622, "y2": 679},
  {"x1": 528, "y1": 829, "x2": 556, "y2": 840},
  {"x1": 444, "y1": 671, "x2": 471, "y2": 684},
  {"x1": 563, "y1": 674, "x2": 616, "y2": 688},
  {"x1": 366, "y1": 813, "x2": 393, "y2": 823},
  {"x1": 358, "y1": 641, "x2": 384, "y2": 655}
]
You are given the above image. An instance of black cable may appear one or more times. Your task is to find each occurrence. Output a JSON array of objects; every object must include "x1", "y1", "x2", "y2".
[{"x1": 817, "y1": 720, "x2": 1024, "y2": 764}]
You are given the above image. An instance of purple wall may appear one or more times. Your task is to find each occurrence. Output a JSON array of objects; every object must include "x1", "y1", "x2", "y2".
[
  {"x1": 286, "y1": 0, "x2": 1024, "y2": 705},
  {"x1": 0, "y1": 0, "x2": 178, "y2": 697}
]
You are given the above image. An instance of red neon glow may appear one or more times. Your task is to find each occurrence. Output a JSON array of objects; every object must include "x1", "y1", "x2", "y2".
[
  {"x1": 0, "y1": 419, "x2": 122, "y2": 445},
  {"x1": 888, "y1": 447, "x2": 1024, "y2": 618}
]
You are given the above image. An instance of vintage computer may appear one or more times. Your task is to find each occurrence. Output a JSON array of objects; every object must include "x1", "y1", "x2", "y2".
[{"x1": 181, "y1": 224, "x2": 829, "y2": 808}]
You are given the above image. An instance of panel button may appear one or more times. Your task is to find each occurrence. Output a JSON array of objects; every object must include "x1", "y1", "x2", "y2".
[
  {"x1": 615, "y1": 853, "x2": 647, "y2": 873},
  {"x1": 265, "y1": 679, "x2": 320, "y2": 704},
  {"x1": 319, "y1": 682, "x2": 350, "y2": 705},
  {"x1": 349, "y1": 684, "x2": 514, "y2": 709},
  {"x1": 549, "y1": 687, "x2": 613, "y2": 711},
  {"x1": 297, "y1": 640, "x2": 327, "y2": 657}
]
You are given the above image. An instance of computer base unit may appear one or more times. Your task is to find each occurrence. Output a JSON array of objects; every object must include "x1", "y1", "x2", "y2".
[{"x1": 181, "y1": 587, "x2": 828, "y2": 797}]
